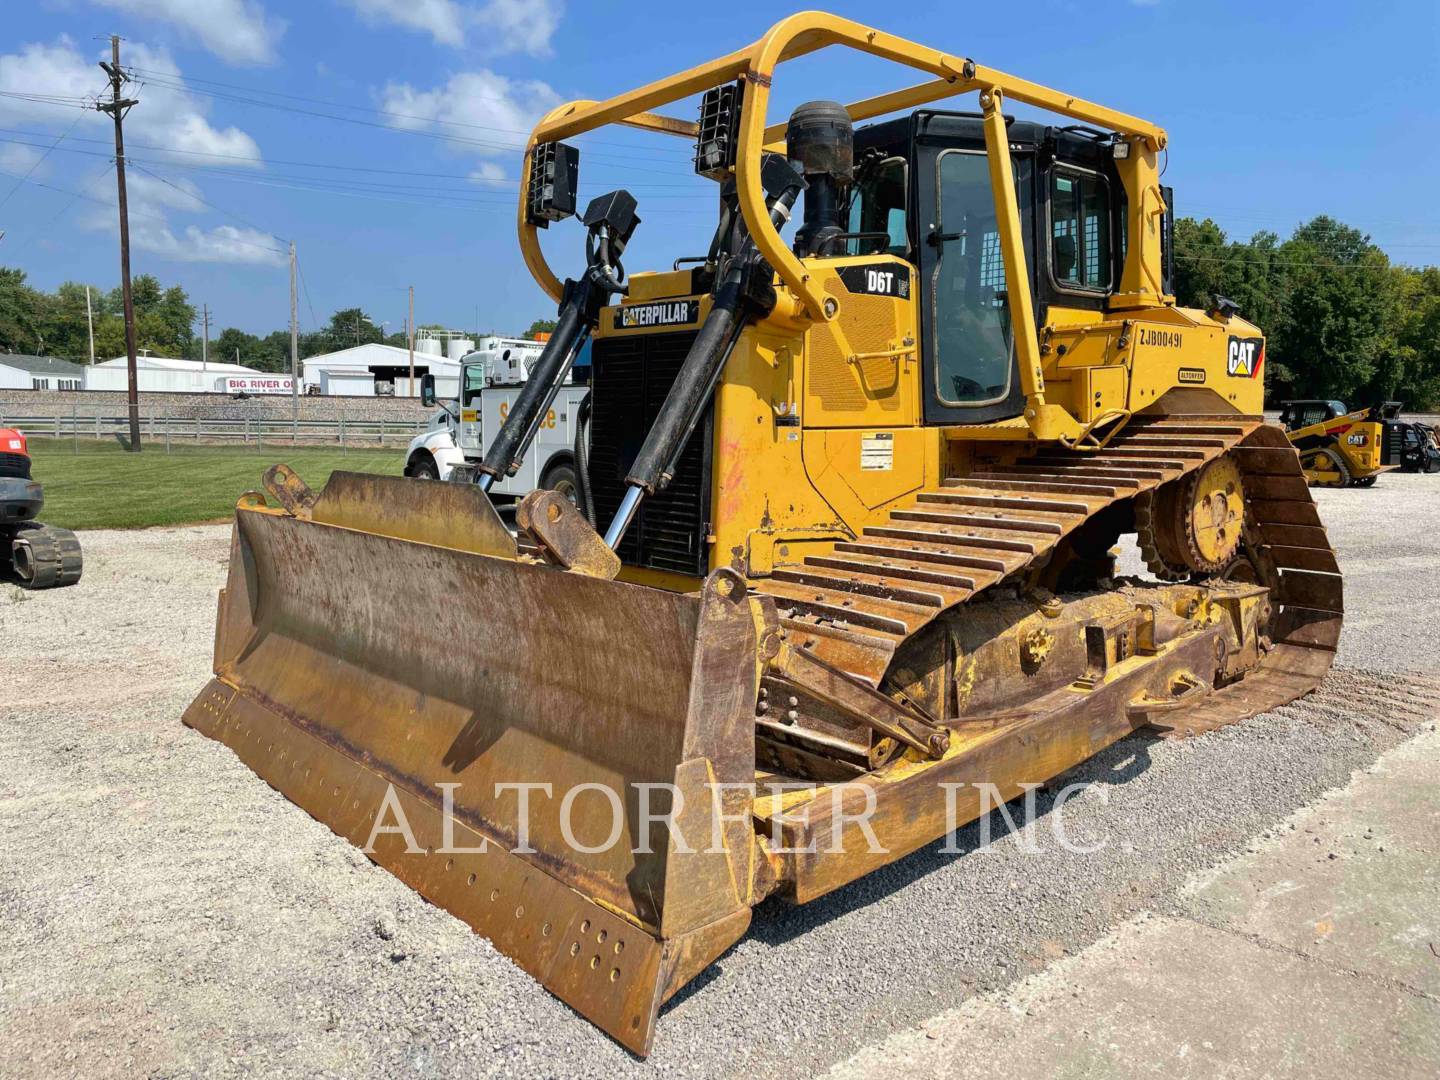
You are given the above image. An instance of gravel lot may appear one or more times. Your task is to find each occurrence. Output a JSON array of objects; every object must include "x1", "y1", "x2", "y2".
[{"x1": 2, "y1": 474, "x2": 1438, "y2": 1079}]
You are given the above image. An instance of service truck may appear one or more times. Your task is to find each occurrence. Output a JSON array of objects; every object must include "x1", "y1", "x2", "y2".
[{"x1": 403, "y1": 335, "x2": 590, "y2": 502}]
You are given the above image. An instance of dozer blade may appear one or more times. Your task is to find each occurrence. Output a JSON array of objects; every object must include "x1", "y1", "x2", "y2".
[{"x1": 184, "y1": 471, "x2": 763, "y2": 1055}]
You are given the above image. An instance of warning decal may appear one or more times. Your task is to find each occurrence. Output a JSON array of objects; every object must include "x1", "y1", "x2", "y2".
[{"x1": 861, "y1": 432, "x2": 894, "y2": 471}]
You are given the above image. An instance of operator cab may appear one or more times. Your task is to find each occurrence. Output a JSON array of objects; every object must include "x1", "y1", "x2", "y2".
[
  {"x1": 1277, "y1": 400, "x2": 1350, "y2": 430},
  {"x1": 846, "y1": 112, "x2": 1174, "y2": 424}
]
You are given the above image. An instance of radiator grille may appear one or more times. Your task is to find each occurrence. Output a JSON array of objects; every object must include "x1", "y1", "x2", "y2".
[{"x1": 588, "y1": 330, "x2": 711, "y2": 576}]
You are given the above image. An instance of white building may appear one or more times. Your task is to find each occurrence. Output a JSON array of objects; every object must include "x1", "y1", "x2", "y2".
[
  {"x1": 0, "y1": 354, "x2": 85, "y2": 391},
  {"x1": 301, "y1": 331, "x2": 481, "y2": 397},
  {"x1": 301, "y1": 343, "x2": 458, "y2": 398},
  {"x1": 85, "y1": 353, "x2": 286, "y2": 394}
]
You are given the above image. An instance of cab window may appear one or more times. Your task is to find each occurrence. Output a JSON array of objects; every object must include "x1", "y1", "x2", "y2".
[
  {"x1": 930, "y1": 149, "x2": 1015, "y2": 406},
  {"x1": 847, "y1": 156, "x2": 907, "y2": 257},
  {"x1": 462, "y1": 363, "x2": 486, "y2": 407},
  {"x1": 1051, "y1": 168, "x2": 1111, "y2": 291}
]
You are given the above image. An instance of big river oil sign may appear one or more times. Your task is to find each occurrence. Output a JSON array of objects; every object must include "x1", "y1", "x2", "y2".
[{"x1": 221, "y1": 376, "x2": 295, "y2": 394}]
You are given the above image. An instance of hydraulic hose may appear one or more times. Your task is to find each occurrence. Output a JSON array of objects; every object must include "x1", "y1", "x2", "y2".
[
  {"x1": 574, "y1": 390, "x2": 595, "y2": 525},
  {"x1": 602, "y1": 171, "x2": 801, "y2": 550},
  {"x1": 475, "y1": 189, "x2": 637, "y2": 493},
  {"x1": 601, "y1": 291, "x2": 745, "y2": 549},
  {"x1": 475, "y1": 280, "x2": 592, "y2": 492}
]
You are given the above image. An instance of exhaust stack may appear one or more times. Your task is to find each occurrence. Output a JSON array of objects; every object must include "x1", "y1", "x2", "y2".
[{"x1": 786, "y1": 100, "x2": 853, "y2": 257}]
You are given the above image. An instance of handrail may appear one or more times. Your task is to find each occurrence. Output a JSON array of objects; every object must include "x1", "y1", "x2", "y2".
[
  {"x1": 515, "y1": 11, "x2": 1171, "y2": 442},
  {"x1": 518, "y1": 12, "x2": 1164, "y2": 314}
]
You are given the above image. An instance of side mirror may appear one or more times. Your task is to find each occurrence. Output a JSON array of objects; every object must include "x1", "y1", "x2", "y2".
[{"x1": 419, "y1": 373, "x2": 436, "y2": 407}]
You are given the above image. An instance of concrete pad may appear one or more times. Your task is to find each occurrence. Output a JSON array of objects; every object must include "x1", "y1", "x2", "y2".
[
  {"x1": 1184, "y1": 724, "x2": 1440, "y2": 995},
  {"x1": 828, "y1": 914, "x2": 1440, "y2": 1080},
  {"x1": 828, "y1": 726, "x2": 1440, "y2": 1080}
]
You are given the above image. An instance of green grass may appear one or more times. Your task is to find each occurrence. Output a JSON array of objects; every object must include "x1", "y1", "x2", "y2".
[{"x1": 24, "y1": 438, "x2": 407, "y2": 530}]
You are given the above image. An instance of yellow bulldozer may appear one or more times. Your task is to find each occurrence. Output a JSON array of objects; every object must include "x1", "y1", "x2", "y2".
[{"x1": 184, "y1": 13, "x2": 1341, "y2": 1055}]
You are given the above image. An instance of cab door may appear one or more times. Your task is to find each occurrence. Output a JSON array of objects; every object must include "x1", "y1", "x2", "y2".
[
  {"x1": 914, "y1": 128, "x2": 1036, "y2": 425},
  {"x1": 457, "y1": 362, "x2": 485, "y2": 453}
]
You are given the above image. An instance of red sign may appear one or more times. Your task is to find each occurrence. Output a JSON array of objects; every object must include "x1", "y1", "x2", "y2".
[{"x1": 223, "y1": 376, "x2": 294, "y2": 394}]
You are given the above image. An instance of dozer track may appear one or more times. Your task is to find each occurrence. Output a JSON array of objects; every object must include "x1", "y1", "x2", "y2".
[{"x1": 752, "y1": 415, "x2": 1341, "y2": 723}]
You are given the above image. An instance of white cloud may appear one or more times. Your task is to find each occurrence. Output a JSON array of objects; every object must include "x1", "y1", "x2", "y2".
[
  {"x1": 76, "y1": 171, "x2": 285, "y2": 265},
  {"x1": 380, "y1": 69, "x2": 560, "y2": 141},
  {"x1": 342, "y1": 0, "x2": 561, "y2": 55},
  {"x1": 146, "y1": 223, "x2": 287, "y2": 264},
  {"x1": 473, "y1": 0, "x2": 561, "y2": 57},
  {"x1": 379, "y1": 69, "x2": 559, "y2": 178},
  {"x1": 0, "y1": 37, "x2": 277, "y2": 265},
  {"x1": 0, "y1": 142, "x2": 43, "y2": 175},
  {"x1": 0, "y1": 38, "x2": 262, "y2": 164},
  {"x1": 346, "y1": 0, "x2": 466, "y2": 46},
  {"x1": 88, "y1": 0, "x2": 284, "y2": 65}
]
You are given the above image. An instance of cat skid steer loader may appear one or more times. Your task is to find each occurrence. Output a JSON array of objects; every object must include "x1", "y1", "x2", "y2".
[
  {"x1": 1279, "y1": 399, "x2": 1401, "y2": 486},
  {"x1": 184, "y1": 13, "x2": 1340, "y2": 1055}
]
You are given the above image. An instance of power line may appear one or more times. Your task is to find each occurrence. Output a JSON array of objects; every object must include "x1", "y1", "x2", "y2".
[
  {"x1": 125, "y1": 66, "x2": 694, "y2": 158},
  {"x1": 4, "y1": 160, "x2": 116, "y2": 255},
  {"x1": 0, "y1": 126, "x2": 708, "y2": 191},
  {"x1": 116, "y1": 161, "x2": 711, "y2": 217},
  {"x1": 120, "y1": 154, "x2": 706, "y2": 203},
  {"x1": 127, "y1": 161, "x2": 287, "y2": 248},
  {"x1": 126, "y1": 69, "x2": 698, "y2": 175},
  {"x1": 0, "y1": 89, "x2": 95, "y2": 109},
  {"x1": 0, "y1": 112, "x2": 85, "y2": 211},
  {"x1": 297, "y1": 258, "x2": 319, "y2": 330}
]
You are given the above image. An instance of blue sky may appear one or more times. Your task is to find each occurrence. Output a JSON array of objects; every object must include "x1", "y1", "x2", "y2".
[{"x1": 1, "y1": 1, "x2": 1437, "y2": 338}]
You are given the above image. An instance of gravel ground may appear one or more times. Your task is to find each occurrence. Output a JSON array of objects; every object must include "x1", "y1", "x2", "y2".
[{"x1": 2, "y1": 475, "x2": 1438, "y2": 1078}]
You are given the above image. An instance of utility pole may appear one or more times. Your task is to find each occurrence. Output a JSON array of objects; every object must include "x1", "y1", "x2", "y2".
[
  {"x1": 98, "y1": 35, "x2": 141, "y2": 451},
  {"x1": 407, "y1": 285, "x2": 415, "y2": 397},
  {"x1": 200, "y1": 303, "x2": 210, "y2": 376},
  {"x1": 289, "y1": 241, "x2": 299, "y2": 442},
  {"x1": 85, "y1": 286, "x2": 95, "y2": 365}
]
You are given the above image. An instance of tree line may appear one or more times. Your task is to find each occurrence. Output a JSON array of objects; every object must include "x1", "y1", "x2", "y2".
[
  {"x1": 0, "y1": 272, "x2": 557, "y2": 375},
  {"x1": 1172, "y1": 215, "x2": 1439, "y2": 408},
  {"x1": 2, "y1": 213, "x2": 1436, "y2": 408}
]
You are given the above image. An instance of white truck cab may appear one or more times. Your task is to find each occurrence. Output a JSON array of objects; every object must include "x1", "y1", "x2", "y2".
[{"x1": 404, "y1": 335, "x2": 590, "y2": 502}]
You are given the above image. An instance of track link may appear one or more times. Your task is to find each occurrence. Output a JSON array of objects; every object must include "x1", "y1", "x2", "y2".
[
  {"x1": 10, "y1": 522, "x2": 84, "y2": 590},
  {"x1": 752, "y1": 416, "x2": 1341, "y2": 729}
]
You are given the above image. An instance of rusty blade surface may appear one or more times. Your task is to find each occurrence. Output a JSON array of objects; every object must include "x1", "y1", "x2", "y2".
[
  {"x1": 309, "y1": 470, "x2": 517, "y2": 558},
  {"x1": 185, "y1": 503, "x2": 760, "y2": 1054}
]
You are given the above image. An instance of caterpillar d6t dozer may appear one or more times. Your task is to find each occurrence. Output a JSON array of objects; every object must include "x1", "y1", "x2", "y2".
[{"x1": 184, "y1": 13, "x2": 1341, "y2": 1055}]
